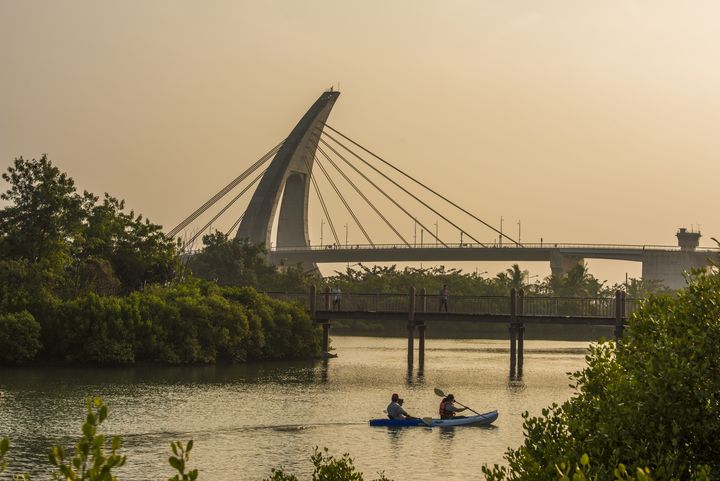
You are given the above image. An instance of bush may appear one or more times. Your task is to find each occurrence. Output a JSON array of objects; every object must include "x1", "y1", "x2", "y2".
[
  {"x1": 483, "y1": 270, "x2": 720, "y2": 481},
  {"x1": 0, "y1": 311, "x2": 41, "y2": 364}
]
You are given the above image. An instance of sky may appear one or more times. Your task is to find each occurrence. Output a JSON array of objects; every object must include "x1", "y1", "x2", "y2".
[{"x1": 2, "y1": 0, "x2": 719, "y2": 283}]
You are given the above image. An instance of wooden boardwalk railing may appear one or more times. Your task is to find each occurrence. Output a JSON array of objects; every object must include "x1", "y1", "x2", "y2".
[{"x1": 265, "y1": 287, "x2": 635, "y2": 378}]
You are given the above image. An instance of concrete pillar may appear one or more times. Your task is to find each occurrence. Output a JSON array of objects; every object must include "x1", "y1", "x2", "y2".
[
  {"x1": 641, "y1": 250, "x2": 709, "y2": 290},
  {"x1": 324, "y1": 286, "x2": 331, "y2": 310},
  {"x1": 418, "y1": 288, "x2": 426, "y2": 369},
  {"x1": 517, "y1": 289, "x2": 525, "y2": 376},
  {"x1": 407, "y1": 287, "x2": 416, "y2": 367},
  {"x1": 309, "y1": 285, "x2": 317, "y2": 320},
  {"x1": 550, "y1": 251, "x2": 585, "y2": 277},
  {"x1": 509, "y1": 288, "x2": 517, "y2": 377},
  {"x1": 614, "y1": 290, "x2": 624, "y2": 340},
  {"x1": 322, "y1": 323, "x2": 330, "y2": 352},
  {"x1": 418, "y1": 323, "x2": 426, "y2": 370}
]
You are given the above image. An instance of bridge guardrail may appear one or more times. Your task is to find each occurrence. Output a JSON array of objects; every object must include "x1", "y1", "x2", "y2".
[
  {"x1": 269, "y1": 243, "x2": 720, "y2": 253},
  {"x1": 264, "y1": 291, "x2": 643, "y2": 319}
]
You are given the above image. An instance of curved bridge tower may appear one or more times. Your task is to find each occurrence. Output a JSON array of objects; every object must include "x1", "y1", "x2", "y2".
[{"x1": 236, "y1": 90, "x2": 340, "y2": 248}]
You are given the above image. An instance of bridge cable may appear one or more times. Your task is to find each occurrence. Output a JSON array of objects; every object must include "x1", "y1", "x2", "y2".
[
  {"x1": 182, "y1": 168, "x2": 268, "y2": 250},
  {"x1": 313, "y1": 155, "x2": 374, "y2": 246},
  {"x1": 316, "y1": 145, "x2": 410, "y2": 247},
  {"x1": 225, "y1": 213, "x2": 245, "y2": 237},
  {"x1": 305, "y1": 159, "x2": 340, "y2": 246},
  {"x1": 167, "y1": 140, "x2": 283, "y2": 238},
  {"x1": 315, "y1": 136, "x2": 446, "y2": 248},
  {"x1": 319, "y1": 132, "x2": 483, "y2": 247},
  {"x1": 321, "y1": 123, "x2": 521, "y2": 246}
]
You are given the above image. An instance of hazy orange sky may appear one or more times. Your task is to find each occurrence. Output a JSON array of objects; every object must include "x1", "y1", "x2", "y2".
[{"x1": 2, "y1": 1, "x2": 719, "y2": 283}]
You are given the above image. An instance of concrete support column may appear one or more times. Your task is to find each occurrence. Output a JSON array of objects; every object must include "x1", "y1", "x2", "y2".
[
  {"x1": 322, "y1": 322, "x2": 330, "y2": 353},
  {"x1": 418, "y1": 323, "x2": 426, "y2": 370},
  {"x1": 309, "y1": 285, "x2": 317, "y2": 320},
  {"x1": 407, "y1": 287, "x2": 416, "y2": 368},
  {"x1": 517, "y1": 289, "x2": 525, "y2": 377},
  {"x1": 550, "y1": 251, "x2": 585, "y2": 277},
  {"x1": 614, "y1": 290, "x2": 624, "y2": 340},
  {"x1": 509, "y1": 288, "x2": 517, "y2": 378}
]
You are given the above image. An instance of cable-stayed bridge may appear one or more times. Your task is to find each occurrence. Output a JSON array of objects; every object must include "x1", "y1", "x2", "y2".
[{"x1": 168, "y1": 90, "x2": 717, "y2": 289}]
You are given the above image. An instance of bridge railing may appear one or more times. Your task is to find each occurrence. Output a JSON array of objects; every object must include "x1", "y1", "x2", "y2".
[
  {"x1": 264, "y1": 291, "x2": 644, "y2": 319},
  {"x1": 315, "y1": 292, "x2": 410, "y2": 312},
  {"x1": 420, "y1": 294, "x2": 509, "y2": 315},
  {"x1": 269, "y1": 243, "x2": 720, "y2": 252}
]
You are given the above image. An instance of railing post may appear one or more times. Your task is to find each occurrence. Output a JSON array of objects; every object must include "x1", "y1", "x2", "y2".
[
  {"x1": 310, "y1": 285, "x2": 317, "y2": 320},
  {"x1": 614, "y1": 290, "x2": 624, "y2": 340},
  {"x1": 322, "y1": 322, "x2": 330, "y2": 353},
  {"x1": 509, "y1": 288, "x2": 517, "y2": 378},
  {"x1": 408, "y1": 286, "x2": 416, "y2": 368},
  {"x1": 517, "y1": 289, "x2": 525, "y2": 377},
  {"x1": 418, "y1": 287, "x2": 426, "y2": 369}
]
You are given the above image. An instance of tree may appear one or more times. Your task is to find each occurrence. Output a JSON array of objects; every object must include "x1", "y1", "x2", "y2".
[
  {"x1": 187, "y1": 233, "x2": 316, "y2": 292},
  {"x1": 0, "y1": 155, "x2": 84, "y2": 264},
  {"x1": 483, "y1": 268, "x2": 720, "y2": 480}
]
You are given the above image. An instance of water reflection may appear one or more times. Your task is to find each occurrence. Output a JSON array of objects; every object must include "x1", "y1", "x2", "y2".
[
  {"x1": 0, "y1": 336, "x2": 589, "y2": 481},
  {"x1": 507, "y1": 377, "x2": 527, "y2": 393}
]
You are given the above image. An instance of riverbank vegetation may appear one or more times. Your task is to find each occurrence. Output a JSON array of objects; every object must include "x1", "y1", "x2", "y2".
[
  {"x1": 481, "y1": 267, "x2": 720, "y2": 480},
  {"x1": 0, "y1": 155, "x2": 321, "y2": 365}
]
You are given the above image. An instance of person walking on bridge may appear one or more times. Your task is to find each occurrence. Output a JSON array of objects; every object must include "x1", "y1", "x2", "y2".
[{"x1": 439, "y1": 284, "x2": 449, "y2": 312}]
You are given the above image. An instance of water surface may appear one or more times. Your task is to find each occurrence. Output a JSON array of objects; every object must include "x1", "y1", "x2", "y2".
[{"x1": 0, "y1": 336, "x2": 589, "y2": 480}]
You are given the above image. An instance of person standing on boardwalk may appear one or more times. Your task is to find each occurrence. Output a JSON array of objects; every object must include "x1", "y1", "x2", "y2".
[
  {"x1": 332, "y1": 285, "x2": 342, "y2": 310},
  {"x1": 439, "y1": 284, "x2": 448, "y2": 312}
]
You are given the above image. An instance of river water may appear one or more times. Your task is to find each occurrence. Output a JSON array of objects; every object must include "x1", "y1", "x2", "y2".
[{"x1": 0, "y1": 336, "x2": 589, "y2": 480}]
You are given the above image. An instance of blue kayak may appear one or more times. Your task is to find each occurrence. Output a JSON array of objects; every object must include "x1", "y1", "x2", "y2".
[{"x1": 369, "y1": 410, "x2": 498, "y2": 427}]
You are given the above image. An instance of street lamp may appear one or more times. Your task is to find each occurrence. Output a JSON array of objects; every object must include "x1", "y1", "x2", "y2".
[
  {"x1": 434, "y1": 221, "x2": 439, "y2": 247},
  {"x1": 344, "y1": 223, "x2": 348, "y2": 248},
  {"x1": 320, "y1": 219, "x2": 324, "y2": 247},
  {"x1": 517, "y1": 220, "x2": 521, "y2": 245},
  {"x1": 500, "y1": 216, "x2": 504, "y2": 246}
]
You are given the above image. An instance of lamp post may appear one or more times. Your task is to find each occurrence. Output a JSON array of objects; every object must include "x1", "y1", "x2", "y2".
[
  {"x1": 344, "y1": 223, "x2": 348, "y2": 248},
  {"x1": 320, "y1": 219, "x2": 324, "y2": 247},
  {"x1": 434, "y1": 221, "x2": 439, "y2": 247},
  {"x1": 500, "y1": 216, "x2": 504, "y2": 246},
  {"x1": 517, "y1": 220, "x2": 521, "y2": 245}
]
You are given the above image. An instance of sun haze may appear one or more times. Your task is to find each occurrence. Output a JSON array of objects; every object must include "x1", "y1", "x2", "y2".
[{"x1": 2, "y1": 0, "x2": 719, "y2": 282}]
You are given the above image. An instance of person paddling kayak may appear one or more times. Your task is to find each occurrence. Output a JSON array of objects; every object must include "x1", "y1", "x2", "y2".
[
  {"x1": 387, "y1": 393, "x2": 417, "y2": 420},
  {"x1": 439, "y1": 394, "x2": 468, "y2": 419}
]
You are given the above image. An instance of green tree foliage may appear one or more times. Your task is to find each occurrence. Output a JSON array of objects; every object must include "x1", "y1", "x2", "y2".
[
  {"x1": 49, "y1": 397, "x2": 126, "y2": 481},
  {"x1": 0, "y1": 311, "x2": 41, "y2": 364},
  {"x1": 482, "y1": 269, "x2": 720, "y2": 481},
  {"x1": 323, "y1": 263, "x2": 666, "y2": 299},
  {"x1": 24, "y1": 279, "x2": 320, "y2": 365},
  {"x1": 186, "y1": 232, "x2": 317, "y2": 292},
  {"x1": 0, "y1": 155, "x2": 180, "y2": 297},
  {"x1": 263, "y1": 447, "x2": 392, "y2": 481}
]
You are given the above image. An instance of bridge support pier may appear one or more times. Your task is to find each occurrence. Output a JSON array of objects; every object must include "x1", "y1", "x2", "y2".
[
  {"x1": 517, "y1": 289, "x2": 525, "y2": 377},
  {"x1": 322, "y1": 322, "x2": 330, "y2": 353},
  {"x1": 418, "y1": 288, "x2": 426, "y2": 369},
  {"x1": 509, "y1": 289, "x2": 517, "y2": 378},
  {"x1": 550, "y1": 252, "x2": 585, "y2": 277},
  {"x1": 407, "y1": 287, "x2": 416, "y2": 368},
  {"x1": 614, "y1": 290, "x2": 626, "y2": 340},
  {"x1": 508, "y1": 288, "x2": 525, "y2": 378}
]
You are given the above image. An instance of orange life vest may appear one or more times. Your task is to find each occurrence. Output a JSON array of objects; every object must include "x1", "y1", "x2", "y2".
[{"x1": 439, "y1": 400, "x2": 454, "y2": 419}]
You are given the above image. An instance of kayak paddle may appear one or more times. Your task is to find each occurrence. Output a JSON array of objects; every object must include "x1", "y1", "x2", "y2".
[
  {"x1": 421, "y1": 417, "x2": 434, "y2": 427},
  {"x1": 434, "y1": 387, "x2": 481, "y2": 416}
]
